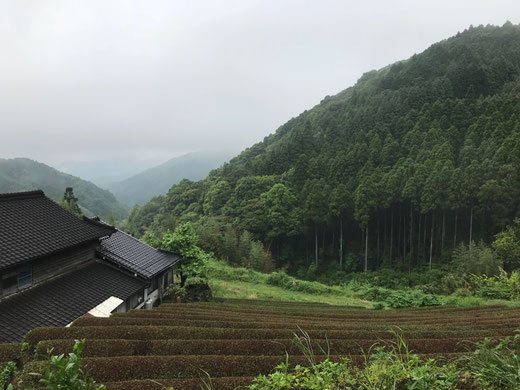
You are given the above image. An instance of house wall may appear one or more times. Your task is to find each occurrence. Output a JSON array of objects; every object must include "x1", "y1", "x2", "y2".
[
  {"x1": 112, "y1": 288, "x2": 146, "y2": 313},
  {"x1": 145, "y1": 285, "x2": 159, "y2": 305},
  {"x1": 143, "y1": 267, "x2": 174, "y2": 306},
  {"x1": 114, "y1": 302, "x2": 127, "y2": 312},
  {"x1": 32, "y1": 243, "x2": 98, "y2": 285},
  {"x1": 0, "y1": 242, "x2": 98, "y2": 300},
  {"x1": 110, "y1": 268, "x2": 175, "y2": 314},
  {"x1": 125, "y1": 288, "x2": 145, "y2": 311}
]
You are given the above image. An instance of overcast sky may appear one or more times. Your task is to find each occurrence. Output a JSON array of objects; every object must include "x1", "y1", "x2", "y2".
[{"x1": 1, "y1": 1, "x2": 519, "y2": 167}]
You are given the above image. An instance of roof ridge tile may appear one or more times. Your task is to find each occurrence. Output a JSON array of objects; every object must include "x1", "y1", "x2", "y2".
[{"x1": 0, "y1": 190, "x2": 44, "y2": 201}]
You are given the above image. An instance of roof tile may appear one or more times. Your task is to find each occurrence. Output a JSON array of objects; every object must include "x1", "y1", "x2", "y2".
[
  {"x1": 0, "y1": 191, "x2": 115, "y2": 270},
  {"x1": 97, "y1": 230, "x2": 179, "y2": 279},
  {"x1": 0, "y1": 261, "x2": 144, "y2": 342}
]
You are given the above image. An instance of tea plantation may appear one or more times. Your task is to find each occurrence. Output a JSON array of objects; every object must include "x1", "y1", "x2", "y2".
[{"x1": 2, "y1": 299, "x2": 518, "y2": 389}]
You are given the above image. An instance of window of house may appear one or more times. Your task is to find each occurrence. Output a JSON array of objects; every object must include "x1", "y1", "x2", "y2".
[
  {"x1": 163, "y1": 273, "x2": 168, "y2": 290},
  {"x1": 1, "y1": 271, "x2": 18, "y2": 296},
  {"x1": 18, "y1": 267, "x2": 32, "y2": 288},
  {"x1": 151, "y1": 277, "x2": 158, "y2": 292}
]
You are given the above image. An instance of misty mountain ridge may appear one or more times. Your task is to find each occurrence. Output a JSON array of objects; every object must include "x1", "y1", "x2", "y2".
[
  {"x1": 108, "y1": 150, "x2": 235, "y2": 207},
  {"x1": 57, "y1": 157, "x2": 168, "y2": 188},
  {"x1": 0, "y1": 157, "x2": 129, "y2": 221}
]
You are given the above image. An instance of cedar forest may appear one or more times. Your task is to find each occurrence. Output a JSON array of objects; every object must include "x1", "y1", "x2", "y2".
[{"x1": 124, "y1": 24, "x2": 520, "y2": 284}]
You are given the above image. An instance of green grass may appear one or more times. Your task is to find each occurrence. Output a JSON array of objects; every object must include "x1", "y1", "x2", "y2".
[
  {"x1": 207, "y1": 260, "x2": 520, "y2": 309},
  {"x1": 207, "y1": 260, "x2": 373, "y2": 308},
  {"x1": 442, "y1": 294, "x2": 520, "y2": 307},
  {"x1": 209, "y1": 278, "x2": 373, "y2": 307}
]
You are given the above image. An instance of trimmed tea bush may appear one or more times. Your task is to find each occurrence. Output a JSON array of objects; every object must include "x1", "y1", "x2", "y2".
[
  {"x1": 0, "y1": 344, "x2": 19, "y2": 363},
  {"x1": 17, "y1": 299, "x2": 520, "y2": 389}
]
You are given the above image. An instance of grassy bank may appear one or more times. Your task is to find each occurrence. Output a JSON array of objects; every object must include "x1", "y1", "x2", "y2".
[
  {"x1": 207, "y1": 260, "x2": 373, "y2": 307},
  {"x1": 210, "y1": 279, "x2": 373, "y2": 307},
  {"x1": 207, "y1": 260, "x2": 519, "y2": 309}
]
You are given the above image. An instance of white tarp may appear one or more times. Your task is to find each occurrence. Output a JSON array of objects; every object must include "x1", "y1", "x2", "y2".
[
  {"x1": 66, "y1": 296, "x2": 123, "y2": 327},
  {"x1": 87, "y1": 296, "x2": 124, "y2": 317}
]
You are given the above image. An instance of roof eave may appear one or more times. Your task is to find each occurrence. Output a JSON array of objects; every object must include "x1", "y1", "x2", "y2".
[
  {"x1": 0, "y1": 236, "x2": 108, "y2": 272},
  {"x1": 95, "y1": 249, "x2": 179, "y2": 280}
]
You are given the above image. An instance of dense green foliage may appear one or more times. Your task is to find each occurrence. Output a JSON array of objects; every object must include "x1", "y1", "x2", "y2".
[
  {"x1": 108, "y1": 151, "x2": 234, "y2": 207},
  {"x1": 250, "y1": 331, "x2": 520, "y2": 390},
  {"x1": 466, "y1": 334, "x2": 520, "y2": 389},
  {"x1": 470, "y1": 269, "x2": 520, "y2": 300},
  {"x1": 0, "y1": 158, "x2": 128, "y2": 221},
  {"x1": 147, "y1": 223, "x2": 210, "y2": 287},
  {"x1": 125, "y1": 23, "x2": 520, "y2": 278},
  {"x1": 30, "y1": 339, "x2": 104, "y2": 390},
  {"x1": 208, "y1": 258, "x2": 520, "y2": 308},
  {"x1": 60, "y1": 187, "x2": 83, "y2": 217},
  {"x1": 0, "y1": 361, "x2": 17, "y2": 390},
  {"x1": 493, "y1": 218, "x2": 520, "y2": 270}
]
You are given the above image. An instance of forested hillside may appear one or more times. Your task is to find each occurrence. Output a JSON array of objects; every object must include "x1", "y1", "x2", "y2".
[
  {"x1": 108, "y1": 151, "x2": 234, "y2": 206},
  {"x1": 126, "y1": 24, "x2": 520, "y2": 275},
  {"x1": 0, "y1": 158, "x2": 129, "y2": 220}
]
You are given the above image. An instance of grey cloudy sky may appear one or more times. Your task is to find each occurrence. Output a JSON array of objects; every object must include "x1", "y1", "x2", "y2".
[{"x1": 1, "y1": 1, "x2": 519, "y2": 167}]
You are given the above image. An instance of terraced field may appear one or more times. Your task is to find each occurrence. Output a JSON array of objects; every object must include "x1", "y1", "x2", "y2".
[
  {"x1": 0, "y1": 343, "x2": 19, "y2": 371},
  {"x1": 16, "y1": 300, "x2": 520, "y2": 389}
]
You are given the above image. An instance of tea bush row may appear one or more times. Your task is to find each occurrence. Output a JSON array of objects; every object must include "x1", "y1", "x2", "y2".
[
  {"x1": 70, "y1": 316, "x2": 518, "y2": 334},
  {"x1": 150, "y1": 307, "x2": 502, "y2": 323},
  {"x1": 101, "y1": 377, "x2": 254, "y2": 390},
  {"x1": 123, "y1": 305, "x2": 520, "y2": 328},
  {"x1": 118, "y1": 306, "x2": 520, "y2": 326},
  {"x1": 34, "y1": 336, "x2": 480, "y2": 360},
  {"x1": 25, "y1": 325, "x2": 517, "y2": 350},
  {"x1": 23, "y1": 355, "x2": 346, "y2": 383}
]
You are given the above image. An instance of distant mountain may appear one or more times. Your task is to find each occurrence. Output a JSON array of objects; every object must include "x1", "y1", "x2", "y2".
[
  {"x1": 108, "y1": 151, "x2": 234, "y2": 206},
  {"x1": 58, "y1": 157, "x2": 166, "y2": 188},
  {"x1": 0, "y1": 158, "x2": 129, "y2": 220}
]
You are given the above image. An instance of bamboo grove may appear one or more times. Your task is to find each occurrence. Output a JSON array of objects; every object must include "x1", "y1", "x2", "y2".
[{"x1": 125, "y1": 24, "x2": 520, "y2": 274}]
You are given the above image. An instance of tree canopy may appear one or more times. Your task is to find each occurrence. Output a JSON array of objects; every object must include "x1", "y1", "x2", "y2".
[{"x1": 124, "y1": 24, "x2": 520, "y2": 275}]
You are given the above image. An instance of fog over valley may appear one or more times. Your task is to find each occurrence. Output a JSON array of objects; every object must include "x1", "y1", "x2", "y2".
[{"x1": 1, "y1": 1, "x2": 519, "y2": 168}]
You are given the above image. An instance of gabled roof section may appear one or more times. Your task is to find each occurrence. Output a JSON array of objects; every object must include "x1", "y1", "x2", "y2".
[
  {"x1": 97, "y1": 230, "x2": 179, "y2": 279},
  {"x1": 0, "y1": 261, "x2": 145, "y2": 342},
  {"x1": 0, "y1": 190, "x2": 115, "y2": 270}
]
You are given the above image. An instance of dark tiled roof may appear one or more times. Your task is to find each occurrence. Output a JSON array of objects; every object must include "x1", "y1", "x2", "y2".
[
  {"x1": 0, "y1": 190, "x2": 115, "y2": 270},
  {"x1": 0, "y1": 262, "x2": 145, "y2": 342},
  {"x1": 97, "y1": 230, "x2": 179, "y2": 279}
]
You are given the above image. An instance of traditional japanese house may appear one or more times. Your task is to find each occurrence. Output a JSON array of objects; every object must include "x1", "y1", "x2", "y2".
[{"x1": 0, "y1": 190, "x2": 178, "y2": 342}]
